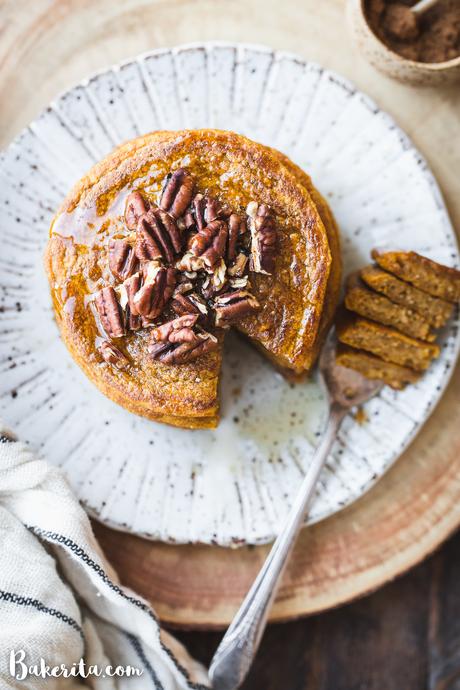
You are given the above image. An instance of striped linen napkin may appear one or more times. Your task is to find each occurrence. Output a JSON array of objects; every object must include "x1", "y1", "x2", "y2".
[{"x1": 0, "y1": 421, "x2": 209, "y2": 689}]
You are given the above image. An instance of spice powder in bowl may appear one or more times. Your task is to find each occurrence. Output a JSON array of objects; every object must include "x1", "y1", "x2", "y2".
[{"x1": 365, "y1": 0, "x2": 460, "y2": 63}]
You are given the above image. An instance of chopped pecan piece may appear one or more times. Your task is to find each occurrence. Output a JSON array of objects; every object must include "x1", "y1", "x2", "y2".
[
  {"x1": 247, "y1": 202, "x2": 277, "y2": 275},
  {"x1": 147, "y1": 341, "x2": 173, "y2": 359},
  {"x1": 172, "y1": 293, "x2": 198, "y2": 316},
  {"x1": 189, "y1": 220, "x2": 228, "y2": 269},
  {"x1": 125, "y1": 191, "x2": 149, "y2": 231},
  {"x1": 176, "y1": 252, "x2": 207, "y2": 273},
  {"x1": 213, "y1": 290, "x2": 260, "y2": 327},
  {"x1": 173, "y1": 278, "x2": 194, "y2": 296},
  {"x1": 160, "y1": 168, "x2": 194, "y2": 219},
  {"x1": 211, "y1": 258, "x2": 227, "y2": 291},
  {"x1": 109, "y1": 239, "x2": 138, "y2": 282},
  {"x1": 95, "y1": 286, "x2": 125, "y2": 338},
  {"x1": 227, "y1": 213, "x2": 246, "y2": 261},
  {"x1": 229, "y1": 275, "x2": 249, "y2": 289},
  {"x1": 200, "y1": 271, "x2": 228, "y2": 300},
  {"x1": 98, "y1": 340, "x2": 129, "y2": 369},
  {"x1": 187, "y1": 292, "x2": 208, "y2": 314},
  {"x1": 133, "y1": 263, "x2": 176, "y2": 319},
  {"x1": 228, "y1": 252, "x2": 249, "y2": 277}
]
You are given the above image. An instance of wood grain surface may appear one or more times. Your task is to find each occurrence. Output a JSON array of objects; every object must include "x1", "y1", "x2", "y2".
[
  {"x1": 2, "y1": 0, "x2": 460, "y2": 629},
  {"x1": 173, "y1": 528, "x2": 460, "y2": 689}
]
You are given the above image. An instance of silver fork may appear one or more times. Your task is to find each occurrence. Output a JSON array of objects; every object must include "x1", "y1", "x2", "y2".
[{"x1": 209, "y1": 329, "x2": 382, "y2": 690}]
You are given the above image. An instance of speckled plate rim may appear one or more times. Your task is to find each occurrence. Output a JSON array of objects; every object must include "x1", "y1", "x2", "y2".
[{"x1": 2, "y1": 40, "x2": 460, "y2": 546}]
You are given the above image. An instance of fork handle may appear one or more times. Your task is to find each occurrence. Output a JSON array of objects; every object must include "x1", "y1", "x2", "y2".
[{"x1": 208, "y1": 403, "x2": 346, "y2": 690}]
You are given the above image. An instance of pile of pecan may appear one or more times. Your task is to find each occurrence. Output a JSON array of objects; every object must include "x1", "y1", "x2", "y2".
[{"x1": 94, "y1": 168, "x2": 277, "y2": 368}]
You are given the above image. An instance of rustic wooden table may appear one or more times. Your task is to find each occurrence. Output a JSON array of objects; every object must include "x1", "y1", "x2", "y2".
[
  {"x1": 3, "y1": 1, "x2": 460, "y2": 687},
  {"x1": 175, "y1": 528, "x2": 460, "y2": 689}
]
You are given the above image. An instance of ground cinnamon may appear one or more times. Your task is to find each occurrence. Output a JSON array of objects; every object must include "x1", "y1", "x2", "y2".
[{"x1": 365, "y1": 0, "x2": 460, "y2": 63}]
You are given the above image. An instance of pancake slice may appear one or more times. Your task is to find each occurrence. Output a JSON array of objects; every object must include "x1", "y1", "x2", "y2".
[
  {"x1": 336, "y1": 345, "x2": 420, "y2": 390},
  {"x1": 360, "y1": 265, "x2": 453, "y2": 329},
  {"x1": 336, "y1": 314, "x2": 440, "y2": 372},
  {"x1": 372, "y1": 250, "x2": 460, "y2": 303},
  {"x1": 345, "y1": 272, "x2": 435, "y2": 341}
]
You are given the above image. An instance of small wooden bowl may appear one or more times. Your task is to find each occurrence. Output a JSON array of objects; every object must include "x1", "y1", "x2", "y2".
[{"x1": 346, "y1": 0, "x2": 460, "y2": 86}]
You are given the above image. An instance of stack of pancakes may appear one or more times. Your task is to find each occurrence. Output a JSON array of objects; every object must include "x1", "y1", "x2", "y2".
[{"x1": 45, "y1": 130, "x2": 341, "y2": 428}]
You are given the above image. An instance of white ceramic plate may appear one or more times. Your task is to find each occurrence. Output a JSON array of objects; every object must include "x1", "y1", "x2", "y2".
[{"x1": 1, "y1": 43, "x2": 459, "y2": 546}]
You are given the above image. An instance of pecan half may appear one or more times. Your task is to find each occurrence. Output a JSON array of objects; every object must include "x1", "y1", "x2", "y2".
[
  {"x1": 109, "y1": 239, "x2": 138, "y2": 282},
  {"x1": 189, "y1": 220, "x2": 228, "y2": 269},
  {"x1": 247, "y1": 202, "x2": 277, "y2": 275},
  {"x1": 190, "y1": 194, "x2": 231, "y2": 232},
  {"x1": 95, "y1": 286, "x2": 125, "y2": 338},
  {"x1": 135, "y1": 209, "x2": 181, "y2": 264},
  {"x1": 154, "y1": 208, "x2": 183, "y2": 254},
  {"x1": 122, "y1": 273, "x2": 142, "y2": 315},
  {"x1": 133, "y1": 263, "x2": 176, "y2": 319},
  {"x1": 117, "y1": 273, "x2": 142, "y2": 331},
  {"x1": 135, "y1": 216, "x2": 163, "y2": 262},
  {"x1": 125, "y1": 309, "x2": 141, "y2": 331},
  {"x1": 160, "y1": 168, "x2": 194, "y2": 219},
  {"x1": 149, "y1": 331, "x2": 219, "y2": 365},
  {"x1": 206, "y1": 197, "x2": 231, "y2": 222},
  {"x1": 152, "y1": 314, "x2": 199, "y2": 344},
  {"x1": 227, "y1": 213, "x2": 246, "y2": 262},
  {"x1": 213, "y1": 290, "x2": 260, "y2": 327},
  {"x1": 171, "y1": 292, "x2": 208, "y2": 317},
  {"x1": 192, "y1": 194, "x2": 206, "y2": 232},
  {"x1": 183, "y1": 209, "x2": 196, "y2": 232},
  {"x1": 125, "y1": 191, "x2": 149, "y2": 231},
  {"x1": 98, "y1": 340, "x2": 129, "y2": 369}
]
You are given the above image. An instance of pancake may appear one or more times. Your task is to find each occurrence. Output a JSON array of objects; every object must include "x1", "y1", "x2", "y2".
[{"x1": 45, "y1": 129, "x2": 341, "y2": 428}]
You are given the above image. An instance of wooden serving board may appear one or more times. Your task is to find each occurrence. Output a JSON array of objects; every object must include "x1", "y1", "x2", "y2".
[
  {"x1": 3, "y1": 0, "x2": 460, "y2": 629},
  {"x1": 93, "y1": 361, "x2": 460, "y2": 628}
]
